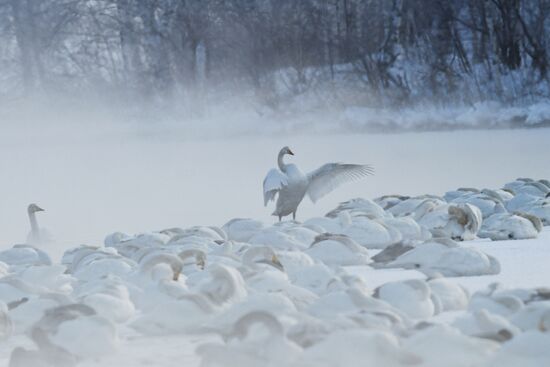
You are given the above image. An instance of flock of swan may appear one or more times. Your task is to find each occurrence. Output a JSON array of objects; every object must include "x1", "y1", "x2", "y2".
[{"x1": 1, "y1": 147, "x2": 550, "y2": 366}]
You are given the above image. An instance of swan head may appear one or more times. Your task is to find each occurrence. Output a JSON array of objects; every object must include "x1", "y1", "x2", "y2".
[
  {"x1": 242, "y1": 246, "x2": 285, "y2": 271},
  {"x1": 27, "y1": 204, "x2": 44, "y2": 214},
  {"x1": 280, "y1": 146, "x2": 294, "y2": 156}
]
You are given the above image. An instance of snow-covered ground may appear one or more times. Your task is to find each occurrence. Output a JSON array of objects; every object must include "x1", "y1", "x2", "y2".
[
  {"x1": 1, "y1": 123, "x2": 550, "y2": 366},
  {"x1": 3, "y1": 232, "x2": 548, "y2": 367}
]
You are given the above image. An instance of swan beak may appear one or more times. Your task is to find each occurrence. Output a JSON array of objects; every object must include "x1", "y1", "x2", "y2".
[
  {"x1": 36, "y1": 206, "x2": 45, "y2": 212},
  {"x1": 271, "y1": 255, "x2": 284, "y2": 271},
  {"x1": 197, "y1": 258, "x2": 206, "y2": 270},
  {"x1": 172, "y1": 271, "x2": 180, "y2": 281},
  {"x1": 288, "y1": 149, "x2": 294, "y2": 156}
]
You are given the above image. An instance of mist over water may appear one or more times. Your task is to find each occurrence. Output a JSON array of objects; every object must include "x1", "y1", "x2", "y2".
[{"x1": 2, "y1": 108, "x2": 549, "y2": 259}]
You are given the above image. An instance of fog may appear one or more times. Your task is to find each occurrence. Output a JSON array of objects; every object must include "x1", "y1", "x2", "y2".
[
  {"x1": 2, "y1": 111, "x2": 549, "y2": 259},
  {"x1": 3, "y1": 2, "x2": 550, "y2": 365}
]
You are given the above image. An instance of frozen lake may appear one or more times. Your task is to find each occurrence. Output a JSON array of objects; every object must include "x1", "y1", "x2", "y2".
[{"x1": 1, "y1": 123, "x2": 549, "y2": 258}]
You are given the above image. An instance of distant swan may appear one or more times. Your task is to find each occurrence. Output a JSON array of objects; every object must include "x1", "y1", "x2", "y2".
[
  {"x1": 26, "y1": 204, "x2": 52, "y2": 245},
  {"x1": 263, "y1": 146, "x2": 374, "y2": 221}
]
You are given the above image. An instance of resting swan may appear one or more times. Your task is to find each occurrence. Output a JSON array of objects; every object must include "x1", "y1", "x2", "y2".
[{"x1": 263, "y1": 147, "x2": 374, "y2": 221}]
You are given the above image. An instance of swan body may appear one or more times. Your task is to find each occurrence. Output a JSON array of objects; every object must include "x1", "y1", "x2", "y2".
[
  {"x1": 506, "y1": 193, "x2": 550, "y2": 225},
  {"x1": 375, "y1": 279, "x2": 436, "y2": 319},
  {"x1": 298, "y1": 329, "x2": 415, "y2": 367},
  {"x1": 9, "y1": 304, "x2": 118, "y2": 366},
  {"x1": 479, "y1": 212, "x2": 542, "y2": 240},
  {"x1": 450, "y1": 193, "x2": 503, "y2": 218},
  {"x1": 0, "y1": 245, "x2": 51, "y2": 271},
  {"x1": 428, "y1": 278, "x2": 469, "y2": 312},
  {"x1": 263, "y1": 146, "x2": 373, "y2": 220},
  {"x1": 305, "y1": 233, "x2": 370, "y2": 266},
  {"x1": 418, "y1": 203, "x2": 483, "y2": 241},
  {"x1": 402, "y1": 324, "x2": 498, "y2": 367},
  {"x1": 223, "y1": 218, "x2": 265, "y2": 242},
  {"x1": 452, "y1": 308, "x2": 520, "y2": 341},
  {"x1": 197, "y1": 311, "x2": 302, "y2": 367},
  {"x1": 384, "y1": 239, "x2": 500, "y2": 277},
  {"x1": 326, "y1": 198, "x2": 387, "y2": 219}
]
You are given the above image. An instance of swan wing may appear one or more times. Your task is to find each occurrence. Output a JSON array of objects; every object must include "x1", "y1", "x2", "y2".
[
  {"x1": 307, "y1": 163, "x2": 374, "y2": 203},
  {"x1": 263, "y1": 169, "x2": 288, "y2": 206}
]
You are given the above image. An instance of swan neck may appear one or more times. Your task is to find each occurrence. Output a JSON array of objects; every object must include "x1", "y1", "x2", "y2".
[
  {"x1": 29, "y1": 211, "x2": 39, "y2": 238},
  {"x1": 277, "y1": 151, "x2": 287, "y2": 171}
]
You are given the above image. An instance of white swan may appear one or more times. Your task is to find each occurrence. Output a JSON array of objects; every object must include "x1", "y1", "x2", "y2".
[
  {"x1": 479, "y1": 211, "x2": 542, "y2": 240},
  {"x1": 374, "y1": 279, "x2": 436, "y2": 319},
  {"x1": 263, "y1": 146, "x2": 373, "y2": 221},
  {"x1": 506, "y1": 193, "x2": 550, "y2": 225},
  {"x1": 380, "y1": 238, "x2": 501, "y2": 277},
  {"x1": 453, "y1": 308, "x2": 520, "y2": 341},
  {"x1": 222, "y1": 218, "x2": 265, "y2": 242},
  {"x1": 402, "y1": 324, "x2": 498, "y2": 367},
  {"x1": 74, "y1": 279, "x2": 136, "y2": 324},
  {"x1": 418, "y1": 203, "x2": 483, "y2": 241},
  {"x1": 305, "y1": 233, "x2": 370, "y2": 266},
  {"x1": 298, "y1": 328, "x2": 418, "y2": 367},
  {"x1": 197, "y1": 311, "x2": 302, "y2": 367},
  {"x1": 0, "y1": 245, "x2": 51, "y2": 271},
  {"x1": 26, "y1": 204, "x2": 53, "y2": 245}
]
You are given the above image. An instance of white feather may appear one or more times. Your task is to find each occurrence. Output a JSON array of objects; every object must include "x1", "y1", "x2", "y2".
[
  {"x1": 263, "y1": 169, "x2": 289, "y2": 206},
  {"x1": 307, "y1": 163, "x2": 374, "y2": 203}
]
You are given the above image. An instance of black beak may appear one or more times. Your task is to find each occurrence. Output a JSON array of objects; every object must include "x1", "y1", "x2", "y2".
[{"x1": 288, "y1": 149, "x2": 294, "y2": 156}]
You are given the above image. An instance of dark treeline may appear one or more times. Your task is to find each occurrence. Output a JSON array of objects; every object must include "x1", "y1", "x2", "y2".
[{"x1": 0, "y1": 0, "x2": 549, "y2": 113}]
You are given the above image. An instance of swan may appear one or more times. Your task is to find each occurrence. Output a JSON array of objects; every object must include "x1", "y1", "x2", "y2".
[
  {"x1": 305, "y1": 233, "x2": 370, "y2": 266},
  {"x1": 427, "y1": 277, "x2": 469, "y2": 312},
  {"x1": 373, "y1": 194, "x2": 410, "y2": 210},
  {"x1": 506, "y1": 193, "x2": 550, "y2": 225},
  {"x1": 131, "y1": 264, "x2": 246, "y2": 335},
  {"x1": 222, "y1": 218, "x2": 265, "y2": 242},
  {"x1": 402, "y1": 324, "x2": 498, "y2": 367},
  {"x1": 33, "y1": 304, "x2": 117, "y2": 359},
  {"x1": 505, "y1": 179, "x2": 550, "y2": 197},
  {"x1": 297, "y1": 328, "x2": 418, "y2": 367},
  {"x1": 0, "y1": 245, "x2": 51, "y2": 271},
  {"x1": 74, "y1": 279, "x2": 136, "y2": 323},
  {"x1": 387, "y1": 196, "x2": 446, "y2": 220},
  {"x1": 70, "y1": 249, "x2": 136, "y2": 281},
  {"x1": 325, "y1": 198, "x2": 387, "y2": 219},
  {"x1": 197, "y1": 311, "x2": 302, "y2": 367},
  {"x1": 381, "y1": 238, "x2": 501, "y2": 277},
  {"x1": 417, "y1": 203, "x2": 483, "y2": 241},
  {"x1": 510, "y1": 302, "x2": 550, "y2": 331},
  {"x1": 374, "y1": 279, "x2": 436, "y2": 319},
  {"x1": 450, "y1": 192, "x2": 504, "y2": 218},
  {"x1": 479, "y1": 211, "x2": 542, "y2": 240},
  {"x1": 263, "y1": 146, "x2": 374, "y2": 221},
  {"x1": 26, "y1": 204, "x2": 53, "y2": 245},
  {"x1": 452, "y1": 308, "x2": 519, "y2": 341},
  {"x1": 468, "y1": 283, "x2": 524, "y2": 317}
]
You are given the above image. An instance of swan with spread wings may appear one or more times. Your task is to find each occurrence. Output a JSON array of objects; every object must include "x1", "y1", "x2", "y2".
[{"x1": 263, "y1": 146, "x2": 374, "y2": 221}]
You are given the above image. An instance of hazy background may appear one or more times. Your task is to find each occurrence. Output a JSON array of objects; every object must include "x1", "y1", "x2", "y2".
[
  {"x1": 2, "y1": 0, "x2": 550, "y2": 257},
  {"x1": 2, "y1": 117, "x2": 549, "y2": 259}
]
